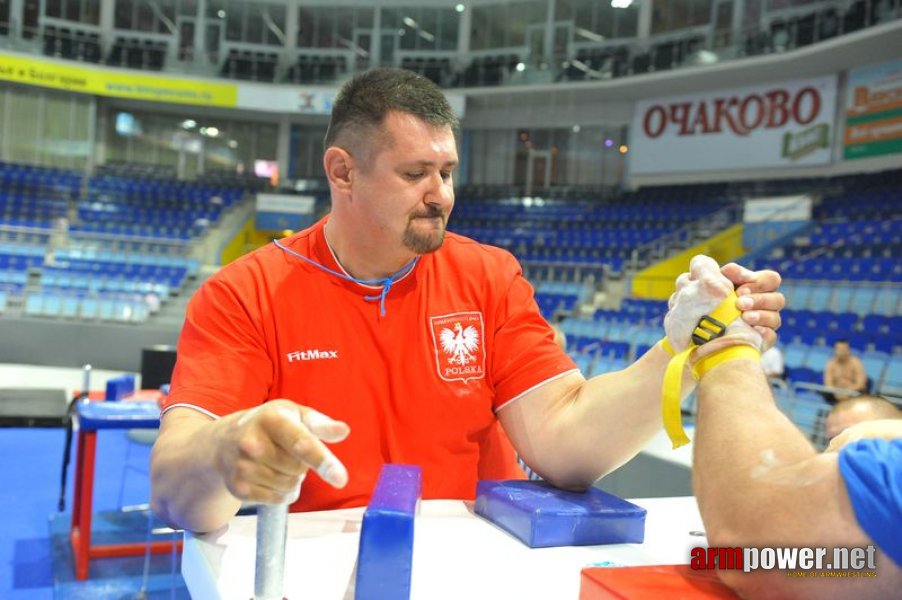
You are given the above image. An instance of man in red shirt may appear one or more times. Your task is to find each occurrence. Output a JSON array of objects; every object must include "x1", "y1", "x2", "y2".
[{"x1": 150, "y1": 69, "x2": 784, "y2": 533}]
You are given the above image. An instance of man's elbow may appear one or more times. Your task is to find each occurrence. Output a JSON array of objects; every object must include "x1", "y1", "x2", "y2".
[
  {"x1": 536, "y1": 464, "x2": 600, "y2": 492},
  {"x1": 149, "y1": 493, "x2": 177, "y2": 531}
]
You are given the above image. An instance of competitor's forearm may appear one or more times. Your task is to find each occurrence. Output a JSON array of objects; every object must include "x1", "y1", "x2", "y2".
[
  {"x1": 693, "y1": 358, "x2": 819, "y2": 544},
  {"x1": 509, "y1": 343, "x2": 675, "y2": 489},
  {"x1": 150, "y1": 413, "x2": 242, "y2": 533}
]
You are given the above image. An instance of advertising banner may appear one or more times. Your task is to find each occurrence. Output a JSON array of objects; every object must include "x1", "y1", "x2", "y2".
[
  {"x1": 0, "y1": 51, "x2": 238, "y2": 107},
  {"x1": 630, "y1": 75, "x2": 837, "y2": 174},
  {"x1": 844, "y1": 59, "x2": 902, "y2": 160},
  {"x1": 742, "y1": 195, "x2": 812, "y2": 251},
  {"x1": 255, "y1": 193, "x2": 316, "y2": 231},
  {"x1": 237, "y1": 83, "x2": 466, "y2": 117},
  {"x1": 0, "y1": 50, "x2": 465, "y2": 117}
]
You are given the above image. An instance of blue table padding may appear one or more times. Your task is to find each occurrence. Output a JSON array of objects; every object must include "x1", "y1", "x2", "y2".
[
  {"x1": 355, "y1": 464, "x2": 422, "y2": 600},
  {"x1": 76, "y1": 401, "x2": 161, "y2": 431},
  {"x1": 475, "y1": 480, "x2": 647, "y2": 548}
]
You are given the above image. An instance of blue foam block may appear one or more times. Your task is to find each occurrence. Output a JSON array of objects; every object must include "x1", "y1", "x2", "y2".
[
  {"x1": 105, "y1": 374, "x2": 136, "y2": 401},
  {"x1": 475, "y1": 480, "x2": 647, "y2": 548},
  {"x1": 355, "y1": 464, "x2": 422, "y2": 600}
]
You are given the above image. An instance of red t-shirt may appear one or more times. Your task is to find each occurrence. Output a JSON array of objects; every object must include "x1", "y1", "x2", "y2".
[{"x1": 163, "y1": 217, "x2": 576, "y2": 512}]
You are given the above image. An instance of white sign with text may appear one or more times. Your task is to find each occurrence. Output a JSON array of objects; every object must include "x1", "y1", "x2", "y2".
[{"x1": 630, "y1": 75, "x2": 837, "y2": 174}]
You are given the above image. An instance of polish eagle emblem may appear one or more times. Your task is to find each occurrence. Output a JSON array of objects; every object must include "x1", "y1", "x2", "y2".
[{"x1": 439, "y1": 322, "x2": 480, "y2": 366}]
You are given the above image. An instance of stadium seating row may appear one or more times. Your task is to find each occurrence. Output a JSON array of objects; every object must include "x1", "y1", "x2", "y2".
[{"x1": 24, "y1": 292, "x2": 153, "y2": 323}]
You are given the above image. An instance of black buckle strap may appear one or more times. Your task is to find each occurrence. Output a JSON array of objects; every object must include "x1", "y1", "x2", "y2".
[{"x1": 692, "y1": 314, "x2": 727, "y2": 346}]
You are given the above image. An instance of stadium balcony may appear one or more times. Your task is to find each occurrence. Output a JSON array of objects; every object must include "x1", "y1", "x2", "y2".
[
  {"x1": 399, "y1": 56, "x2": 453, "y2": 86},
  {"x1": 108, "y1": 37, "x2": 168, "y2": 71},
  {"x1": 221, "y1": 49, "x2": 279, "y2": 82},
  {"x1": 10, "y1": 1, "x2": 898, "y2": 91},
  {"x1": 285, "y1": 54, "x2": 348, "y2": 85}
]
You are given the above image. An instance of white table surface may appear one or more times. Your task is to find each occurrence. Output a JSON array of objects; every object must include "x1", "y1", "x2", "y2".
[
  {"x1": 640, "y1": 426, "x2": 696, "y2": 467},
  {"x1": 182, "y1": 495, "x2": 707, "y2": 600}
]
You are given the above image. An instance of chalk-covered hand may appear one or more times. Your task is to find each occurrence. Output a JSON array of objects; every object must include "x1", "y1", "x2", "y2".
[{"x1": 664, "y1": 255, "x2": 763, "y2": 354}]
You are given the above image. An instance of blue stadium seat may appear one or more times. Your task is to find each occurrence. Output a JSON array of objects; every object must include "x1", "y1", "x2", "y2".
[
  {"x1": 878, "y1": 356, "x2": 902, "y2": 397},
  {"x1": 804, "y1": 346, "x2": 834, "y2": 372},
  {"x1": 860, "y1": 352, "x2": 889, "y2": 389}
]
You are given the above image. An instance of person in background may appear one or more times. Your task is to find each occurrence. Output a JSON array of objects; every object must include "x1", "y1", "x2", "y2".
[
  {"x1": 825, "y1": 395, "x2": 901, "y2": 441},
  {"x1": 677, "y1": 259, "x2": 901, "y2": 599},
  {"x1": 824, "y1": 339, "x2": 868, "y2": 403},
  {"x1": 760, "y1": 343, "x2": 785, "y2": 380}
]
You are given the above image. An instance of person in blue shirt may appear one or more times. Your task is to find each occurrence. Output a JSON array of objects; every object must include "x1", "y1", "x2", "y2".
[{"x1": 670, "y1": 256, "x2": 901, "y2": 599}]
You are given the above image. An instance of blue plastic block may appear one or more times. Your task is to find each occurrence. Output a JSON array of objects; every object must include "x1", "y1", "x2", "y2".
[
  {"x1": 105, "y1": 374, "x2": 136, "y2": 401},
  {"x1": 475, "y1": 480, "x2": 646, "y2": 548},
  {"x1": 355, "y1": 464, "x2": 422, "y2": 600}
]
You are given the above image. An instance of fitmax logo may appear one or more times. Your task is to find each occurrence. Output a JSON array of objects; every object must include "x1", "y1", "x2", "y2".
[{"x1": 286, "y1": 349, "x2": 339, "y2": 362}]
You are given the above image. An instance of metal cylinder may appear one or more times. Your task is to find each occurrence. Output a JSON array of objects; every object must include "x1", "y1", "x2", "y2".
[
  {"x1": 81, "y1": 364, "x2": 92, "y2": 400},
  {"x1": 254, "y1": 503, "x2": 289, "y2": 600}
]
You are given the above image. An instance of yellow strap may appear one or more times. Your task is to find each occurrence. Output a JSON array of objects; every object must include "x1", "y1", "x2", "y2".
[
  {"x1": 691, "y1": 345, "x2": 761, "y2": 381},
  {"x1": 660, "y1": 337, "x2": 676, "y2": 357},
  {"x1": 660, "y1": 292, "x2": 742, "y2": 449},
  {"x1": 662, "y1": 346, "x2": 694, "y2": 448}
]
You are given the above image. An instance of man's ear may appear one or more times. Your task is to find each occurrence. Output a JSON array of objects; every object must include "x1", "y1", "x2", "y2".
[{"x1": 324, "y1": 146, "x2": 354, "y2": 191}]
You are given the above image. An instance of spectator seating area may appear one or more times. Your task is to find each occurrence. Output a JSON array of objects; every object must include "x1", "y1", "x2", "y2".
[
  {"x1": 108, "y1": 37, "x2": 167, "y2": 71},
  {"x1": 0, "y1": 161, "x2": 254, "y2": 324},
  {"x1": 285, "y1": 54, "x2": 348, "y2": 84},
  {"x1": 520, "y1": 170, "x2": 902, "y2": 411},
  {"x1": 456, "y1": 54, "x2": 521, "y2": 87},
  {"x1": 221, "y1": 49, "x2": 279, "y2": 82},
  {"x1": 558, "y1": 298, "x2": 668, "y2": 377},
  {"x1": 399, "y1": 56, "x2": 453, "y2": 86},
  {"x1": 78, "y1": 174, "x2": 244, "y2": 240},
  {"x1": 450, "y1": 194, "x2": 726, "y2": 288},
  {"x1": 22, "y1": 1, "x2": 900, "y2": 87},
  {"x1": 739, "y1": 173, "x2": 901, "y2": 396},
  {"x1": 42, "y1": 25, "x2": 102, "y2": 63}
]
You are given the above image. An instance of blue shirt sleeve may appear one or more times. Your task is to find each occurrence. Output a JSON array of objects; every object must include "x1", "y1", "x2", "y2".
[{"x1": 837, "y1": 438, "x2": 902, "y2": 567}]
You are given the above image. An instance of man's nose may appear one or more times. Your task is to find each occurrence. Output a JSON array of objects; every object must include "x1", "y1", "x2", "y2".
[{"x1": 425, "y1": 174, "x2": 453, "y2": 207}]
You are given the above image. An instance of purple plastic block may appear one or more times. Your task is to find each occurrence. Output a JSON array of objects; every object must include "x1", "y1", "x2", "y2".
[
  {"x1": 475, "y1": 479, "x2": 647, "y2": 548},
  {"x1": 355, "y1": 464, "x2": 422, "y2": 600}
]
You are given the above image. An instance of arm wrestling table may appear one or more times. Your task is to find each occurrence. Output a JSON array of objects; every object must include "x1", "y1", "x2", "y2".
[
  {"x1": 182, "y1": 496, "x2": 708, "y2": 599},
  {"x1": 69, "y1": 397, "x2": 182, "y2": 580}
]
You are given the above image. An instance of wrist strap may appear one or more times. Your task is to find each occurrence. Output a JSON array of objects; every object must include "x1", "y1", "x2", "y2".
[
  {"x1": 660, "y1": 292, "x2": 744, "y2": 449},
  {"x1": 691, "y1": 345, "x2": 761, "y2": 381}
]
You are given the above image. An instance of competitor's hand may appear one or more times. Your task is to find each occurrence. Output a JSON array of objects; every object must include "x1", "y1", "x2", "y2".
[
  {"x1": 213, "y1": 400, "x2": 350, "y2": 505},
  {"x1": 665, "y1": 255, "x2": 762, "y2": 352},
  {"x1": 825, "y1": 419, "x2": 902, "y2": 453},
  {"x1": 720, "y1": 262, "x2": 785, "y2": 350}
]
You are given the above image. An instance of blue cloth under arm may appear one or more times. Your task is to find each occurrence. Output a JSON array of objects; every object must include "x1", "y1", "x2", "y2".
[{"x1": 837, "y1": 438, "x2": 902, "y2": 567}]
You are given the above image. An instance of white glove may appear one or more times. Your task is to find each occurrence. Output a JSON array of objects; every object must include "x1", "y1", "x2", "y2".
[{"x1": 664, "y1": 255, "x2": 763, "y2": 353}]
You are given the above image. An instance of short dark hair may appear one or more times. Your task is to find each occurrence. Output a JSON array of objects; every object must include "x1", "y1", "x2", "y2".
[{"x1": 323, "y1": 68, "x2": 458, "y2": 161}]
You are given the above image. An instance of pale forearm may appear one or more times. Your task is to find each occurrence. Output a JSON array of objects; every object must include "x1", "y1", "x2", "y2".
[
  {"x1": 150, "y1": 414, "x2": 242, "y2": 533},
  {"x1": 518, "y1": 344, "x2": 673, "y2": 488}
]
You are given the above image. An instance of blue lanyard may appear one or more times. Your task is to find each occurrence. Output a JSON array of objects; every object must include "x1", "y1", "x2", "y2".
[{"x1": 273, "y1": 238, "x2": 419, "y2": 316}]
